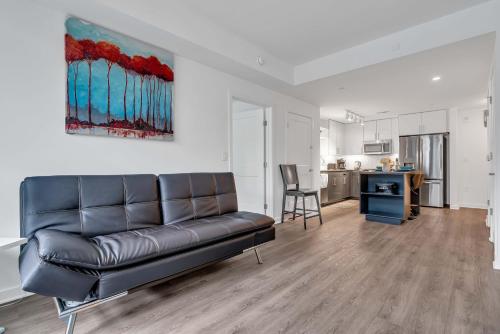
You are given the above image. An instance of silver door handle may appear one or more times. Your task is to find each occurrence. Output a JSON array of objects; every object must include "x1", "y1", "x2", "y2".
[{"x1": 333, "y1": 178, "x2": 336, "y2": 186}]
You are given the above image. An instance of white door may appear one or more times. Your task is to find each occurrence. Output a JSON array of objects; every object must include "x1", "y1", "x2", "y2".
[
  {"x1": 399, "y1": 113, "x2": 422, "y2": 136},
  {"x1": 363, "y1": 121, "x2": 377, "y2": 141},
  {"x1": 287, "y1": 113, "x2": 313, "y2": 190},
  {"x1": 231, "y1": 100, "x2": 266, "y2": 214},
  {"x1": 421, "y1": 110, "x2": 448, "y2": 134},
  {"x1": 487, "y1": 74, "x2": 495, "y2": 236},
  {"x1": 377, "y1": 119, "x2": 392, "y2": 141},
  {"x1": 457, "y1": 109, "x2": 488, "y2": 208}
]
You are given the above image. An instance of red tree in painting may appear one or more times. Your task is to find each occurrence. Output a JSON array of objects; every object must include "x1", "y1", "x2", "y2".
[
  {"x1": 96, "y1": 41, "x2": 121, "y2": 124},
  {"x1": 130, "y1": 55, "x2": 148, "y2": 123},
  {"x1": 145, "y1": 56, "x2": 163, "y2": 128},
  {"x1": 65, "y1": 34, "x2": 84, "y2": 119},
  {"x1": 158, "y1": 63, "x2": 174, "y2": 132},
  {"x1": 79, "y1": 39, "x2": 98, "y2": 125},
  {"x1": 118, "y1": 54, "x2": 132, "y2": 122}
]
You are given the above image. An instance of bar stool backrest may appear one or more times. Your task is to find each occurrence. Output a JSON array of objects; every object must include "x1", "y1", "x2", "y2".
[{"x1": 279, "y1": 164, "x2": 299, "y2": 191}]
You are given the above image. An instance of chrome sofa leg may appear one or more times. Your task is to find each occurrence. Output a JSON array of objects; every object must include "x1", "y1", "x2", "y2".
[
  {"x1": 63, "y1": 313, "x2": 77, "y2": 334},
  {"x1": 254, "y1": 248, "x2": 263, "y2": 264}
]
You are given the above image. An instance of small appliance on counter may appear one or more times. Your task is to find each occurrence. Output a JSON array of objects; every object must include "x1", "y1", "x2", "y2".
[
  {"x1": 353, "y1": 161, "x2": 361, "y2": 170},
  {"x1": 327, "y1": 163, "x2": 337, "y2": 170},
  {"x1": 336, "y1": 158, "x2": 346, "y2": 170},
  {"x1": 375, "y1": 182, "x2": 398, "y2": 194}
]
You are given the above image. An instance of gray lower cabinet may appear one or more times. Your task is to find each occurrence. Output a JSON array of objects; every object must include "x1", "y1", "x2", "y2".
[
  {"x1": 320, "y1": 187, "x2": 328, "y2": 205},
  {"x1": 328, "y1": 172, "x2": 350, "y2": 203},
  {"x1": 350, "y1": 171, "x2": 360, "y2": 198}
]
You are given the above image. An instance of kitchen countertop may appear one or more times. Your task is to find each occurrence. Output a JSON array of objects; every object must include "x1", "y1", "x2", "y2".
[{"x1": 320, "y1": 169, "x2": 362, "y2": 173}]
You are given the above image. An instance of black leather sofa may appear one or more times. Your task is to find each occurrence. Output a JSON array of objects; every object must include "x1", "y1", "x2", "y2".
[{"x1": 19, "y1": 173, "x2": 274, "y2": 333}]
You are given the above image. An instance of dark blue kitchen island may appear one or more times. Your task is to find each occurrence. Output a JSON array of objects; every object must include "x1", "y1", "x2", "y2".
[{"x1": 359, "y1": 171, "x2": 422, "y2": 225}]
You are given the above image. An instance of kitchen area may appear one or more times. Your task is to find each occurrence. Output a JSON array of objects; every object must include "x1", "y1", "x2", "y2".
[{"x1": 320, "y1": 109, "x2": 450, "y2": 224}]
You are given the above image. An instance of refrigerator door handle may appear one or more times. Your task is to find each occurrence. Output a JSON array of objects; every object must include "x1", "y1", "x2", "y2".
[{"x1": 440, "y1": 142, "x2": 444, "y2": 173}]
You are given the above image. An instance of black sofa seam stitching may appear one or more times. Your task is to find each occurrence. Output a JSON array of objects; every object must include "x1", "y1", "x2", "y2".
[
  {"x1": 78, "y1": 176, "x2": 83, "y2": 234},
  {"x1": 123, "y1": 176, "x2": 129, "y2": 232},
  {"x1": 27, "y1": 201, "x2": 160, "y2": 215},
  {"x1": 189, "y1": 174, "x2": 196, "y2": 220}
]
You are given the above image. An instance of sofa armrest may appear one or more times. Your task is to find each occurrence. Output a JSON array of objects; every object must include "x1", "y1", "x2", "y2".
[
  {"x1": 35, "y1": 229, "x2": 101, "y2": 268},
  {"x1": 19, "y1": 238, "x2": 99, "y2": 301}
]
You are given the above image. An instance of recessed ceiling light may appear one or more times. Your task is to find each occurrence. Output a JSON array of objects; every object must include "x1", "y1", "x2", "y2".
[{"x1": 432, "y1": 76, "x2": 441, "y2": 82}]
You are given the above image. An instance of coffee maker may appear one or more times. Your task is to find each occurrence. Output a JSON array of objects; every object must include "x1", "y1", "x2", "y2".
[{"x1": 336, "y1": 158, "x2": 346, "y2": 170}]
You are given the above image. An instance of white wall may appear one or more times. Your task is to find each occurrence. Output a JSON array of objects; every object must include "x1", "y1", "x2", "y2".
[
  {"x1": 0, "y1": 0, "x2": 319, "y2": 302},
  {"x1": 456, "y1": 108, "x2": 489, "y2": 209}
]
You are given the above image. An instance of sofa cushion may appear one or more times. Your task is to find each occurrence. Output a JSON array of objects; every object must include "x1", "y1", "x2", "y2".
[
  {"x1": 35, "y1": 212, "x2": 274, "y2": 270},
  {"x1": 20, "y1": 174, "x2": 162, "y2": 239},
  {"x1": 158, "y1": 173, "x2": 238, "y2": 224}
]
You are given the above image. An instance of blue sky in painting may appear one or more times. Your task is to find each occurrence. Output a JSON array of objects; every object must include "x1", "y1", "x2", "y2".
[{"x1": 65, "y1": 17, "x2": 173, "y2": 123}]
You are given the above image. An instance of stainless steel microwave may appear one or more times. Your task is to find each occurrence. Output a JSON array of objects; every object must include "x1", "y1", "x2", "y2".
[{"x1": 363, "y1": 140, "x2": 392, "y2": 155}]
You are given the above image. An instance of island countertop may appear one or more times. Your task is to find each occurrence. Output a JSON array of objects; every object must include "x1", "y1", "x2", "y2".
[{"x1": 360, "y1": 171, "x2": 423, "y2": 175}]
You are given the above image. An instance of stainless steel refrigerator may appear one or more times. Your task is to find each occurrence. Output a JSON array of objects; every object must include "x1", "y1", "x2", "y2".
[{"x1": 399, "y1": 134, "x2": 447, "y2": 207}]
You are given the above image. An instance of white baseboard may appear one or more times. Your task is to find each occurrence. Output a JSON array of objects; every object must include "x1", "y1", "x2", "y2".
[
  {"x1": 450, "y1": 204, "x2": 460, "y2": 210},
  {"x1": 460, "y1": 203, "x2": 488, "y2": 210},
  {"x1": 493, "y1": 261, "x2": 500, "y2": 271},
  {"x1": 0, "y1": 285, "x2": 32, "y2": 305}
]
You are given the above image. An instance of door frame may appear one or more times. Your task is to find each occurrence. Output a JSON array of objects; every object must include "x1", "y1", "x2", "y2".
[{"x1": 228, "y1": 94, "x2": 273, "y2": 216}]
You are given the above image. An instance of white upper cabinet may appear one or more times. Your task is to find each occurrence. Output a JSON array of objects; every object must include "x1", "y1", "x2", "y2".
[
  {"x1": 399, "y1": 113, "x2": 422, "y2": 136},
  {"x1": 363, "y1": 119, "x2": 392, "y2": 141},
  {"x1": 320, "y1": 126, "x2": 329, "y2": 158},
  {"x1": 391, "y1": 117, "x2": 399, "y2": 154},
  {"x1": 377, "y1": 119, "x2": 392, "y2": 140},
  {"x1": 421, "y1": 110, "x2": 448, "y2": 134},
  {"x1": 336, "y1": 122, "x2": 345, "y2": 155},
  {"x1": 344, "y1": 123, "x2": 363, "y2": 155},
  {"x1": 363, "y1": 121, "x2": 377, "y2": 142},
  {"x1": 399, "y1": 110, "x2": 448, "y2": 136},
  {"x1": 328, "y1": 120, "x2": 346, "y2": 156},
  {"x1": 328, "y1": 120, "x2": 337, "y2": 156}
]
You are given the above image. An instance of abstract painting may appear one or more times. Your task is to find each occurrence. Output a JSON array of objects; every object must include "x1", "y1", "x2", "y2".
[{"x1": 65, "y1": 17, "x2": 174, "y2": 140}]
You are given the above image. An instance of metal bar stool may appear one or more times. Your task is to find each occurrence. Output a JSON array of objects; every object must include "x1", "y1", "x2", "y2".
[{"x1": 279, "y1": 164, "x2": 323, "y2": 229}]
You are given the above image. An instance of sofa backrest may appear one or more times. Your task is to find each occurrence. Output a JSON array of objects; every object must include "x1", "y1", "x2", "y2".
[
  {"x1": 20, "y1": 174, "x2": 161, "y2": 239},
  {"x1": 158, "y1": 173, "x2": 238, "y2": 224}
]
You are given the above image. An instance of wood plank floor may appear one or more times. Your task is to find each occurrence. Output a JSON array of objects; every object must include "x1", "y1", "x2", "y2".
[{"x1": 2, "y1": 201, "x2": 500, "y2": 334}]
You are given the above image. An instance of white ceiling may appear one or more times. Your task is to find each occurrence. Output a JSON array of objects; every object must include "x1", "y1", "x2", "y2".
[
  {"x1": 89, "y1": 0, "x2": 495, "y2": 120},
  {"x1": 179, "y1": 0, "x2": 490, "y2": 65},
  {"x1": 287, "y1": 33, "x2": 495, "y2": 121}
]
